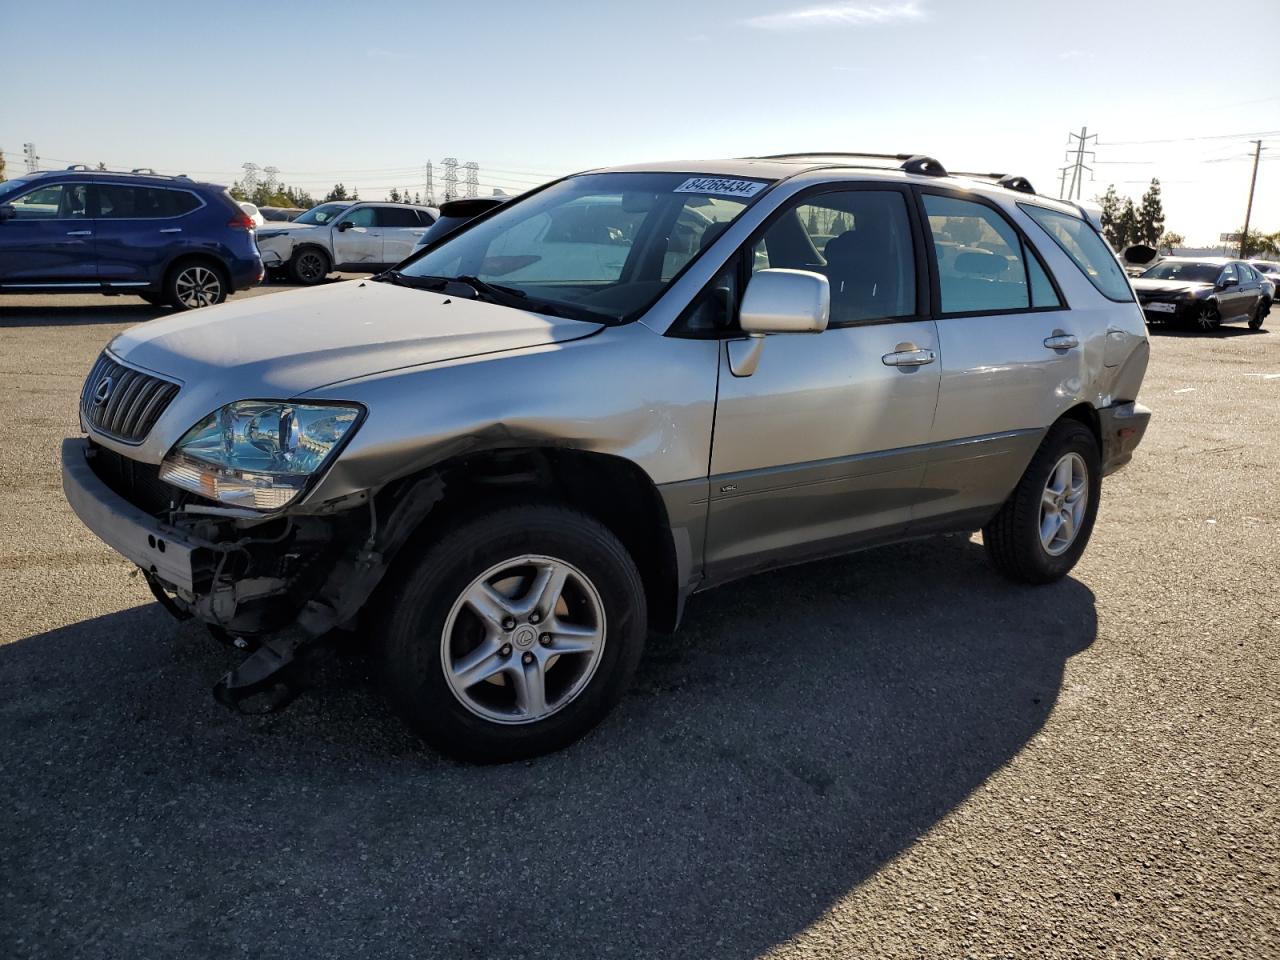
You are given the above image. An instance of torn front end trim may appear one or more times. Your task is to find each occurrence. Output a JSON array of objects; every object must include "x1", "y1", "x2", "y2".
[{"x1": 62, "y1": 437, "x2": 446, "y2": 711}]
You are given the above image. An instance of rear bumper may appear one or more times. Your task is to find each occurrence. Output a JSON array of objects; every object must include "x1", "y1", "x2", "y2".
[
  {"x1": 228, "y1": 254, "x2": 264, "y2": 292},
  {"x1": 61, "y1": 438, "x2": 199, "y2": 590},
  {"x1": 1099, "y1": 401, "x2": 1151, "y2": 476}
]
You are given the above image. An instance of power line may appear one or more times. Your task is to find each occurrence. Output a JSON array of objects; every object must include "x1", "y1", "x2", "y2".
[{"x1": 1097, "y1": 128, "x2": 1280, "y2": 146}]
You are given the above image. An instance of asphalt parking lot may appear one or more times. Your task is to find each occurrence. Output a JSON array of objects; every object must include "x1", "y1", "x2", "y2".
[{"x1": 1, "y1": 288, "x2": 1276, "y2": 959}]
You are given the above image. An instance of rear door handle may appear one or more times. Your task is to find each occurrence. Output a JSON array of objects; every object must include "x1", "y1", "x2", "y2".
[
  {"x1": 159, "y1": 227, "x2": 182, "y2": 234},
  {"x1": 881, "y1": 347, "x2": 936, "y2": 367},
  {"x1": 1044, "y1": 334, "x2": 1079, "y2": 350},
  {"x1": 65, "y1": 230, "x2": 93, "y2": 237}
]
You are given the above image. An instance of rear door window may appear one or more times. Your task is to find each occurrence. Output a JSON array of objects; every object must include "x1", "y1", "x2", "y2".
[
  {"x1": 1019, "y1": 203, "x2": 1133, "y2": 302},
  {"x1": 375, "y1": 206, "x2": 421, "y2": 228},
  {"x1": 922, "y1": 194, "x2": 1030, "y2": 313}
]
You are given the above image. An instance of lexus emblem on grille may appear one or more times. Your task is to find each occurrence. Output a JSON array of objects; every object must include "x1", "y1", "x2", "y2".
[{"x1": 92, "y1": 376, "x2": 114, "y2": 406}]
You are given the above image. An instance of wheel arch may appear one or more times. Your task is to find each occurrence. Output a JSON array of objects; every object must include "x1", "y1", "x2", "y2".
[
  {"x1": 375, "y1": 446, "x2": 684, "y2": 633},
  {"x1": 1058, "y1": 402, "x2": 1101, "y2": 451}
]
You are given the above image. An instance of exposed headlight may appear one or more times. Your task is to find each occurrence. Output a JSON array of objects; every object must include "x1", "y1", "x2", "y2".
[{"x1": 159, "y1": 401, "x2": 363, "y2": 510}]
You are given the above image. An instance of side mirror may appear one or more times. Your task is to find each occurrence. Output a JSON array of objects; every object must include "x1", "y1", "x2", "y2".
[
  {"x1": 336, "y1": 220, "x2": 354, "y2": 232},
  {"x1": 729, "y1": 269, "x2": 830, "y2": 376},
  {"x1": 1218, "y1": 276, "x2": 1238, "y2": 289},
  {"x1": 0, "y1": 204, "x2": 15, "y2": 222}
]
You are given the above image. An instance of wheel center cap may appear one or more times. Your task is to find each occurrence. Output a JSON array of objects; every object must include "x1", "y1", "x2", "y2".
[{"x1": 513, "y1": 625, "x2": 537, "y2": 648}]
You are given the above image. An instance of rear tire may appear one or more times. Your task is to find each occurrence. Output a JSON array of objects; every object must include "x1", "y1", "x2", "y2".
[
  {"x1": 982, "y1": 419, "x2": 1101, "y2": 584},
  {"x1": 380, "y1": 504, "x2": 647, "y2": 763},
  {"x1": 1249, "y1": 302, "x2": 1267, "y2": 330},
  {"x1": 289, "y1": 247, "x2": 330, "y2": 285},
  {"x1": 165, "y1": 259, "x2": 228, "y2": 311}
]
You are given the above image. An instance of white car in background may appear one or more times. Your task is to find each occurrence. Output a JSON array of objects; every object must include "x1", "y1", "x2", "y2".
[
  {"x1": 238, "y1": 202, "x2": 265, "y2": 228},
  {"x1": 255, "y1": 200, "x2": 438, "y2": 284}
]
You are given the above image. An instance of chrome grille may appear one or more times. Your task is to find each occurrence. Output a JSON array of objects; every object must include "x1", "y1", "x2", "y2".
[{"x1": 79, "y1": 352, "x2": 180, "y2": 444}]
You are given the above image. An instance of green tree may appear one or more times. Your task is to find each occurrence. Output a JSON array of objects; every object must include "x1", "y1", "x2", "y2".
[
  {"x1": 0, "y1": 148, "x2": 6, "y2": 183},
  {"x1": 388, "y1": 186, "x2": 401, "y2": 203},
  {"x1": 1114, "y1": 198, "x2": 1139, "y2": 250},
  {"x1": 324, "y1": 183, "x2": 350, "y2": 202},
  {"x1": 1159, "y1": 231, "x2": 1184, "y2": 255},
  {"x1": 1136, "y1": 179, "x2": 1165, "y2": 247},
  {"x1": 1239, "y1": 228, "x2": 1280, "y2": 258},
  {"x1": 351, "y1": 187, "x2": 360, "y2": 201},
  {"x1": 1097, "y1": 185, "x2": 1122, "y2": 249}
]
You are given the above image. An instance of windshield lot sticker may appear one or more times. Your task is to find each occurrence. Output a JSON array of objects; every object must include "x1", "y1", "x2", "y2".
[{"x1": 674, "y1": 177, "x2": 768, "y2": 198}]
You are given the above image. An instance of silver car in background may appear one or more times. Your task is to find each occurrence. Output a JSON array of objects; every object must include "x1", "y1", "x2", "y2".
[
  {"x1": 62, "y1": 152, "x2": 1151, "y2": 761},
  {"x1": 256, "y1": 199, "x2": 438, "y2": 284}
]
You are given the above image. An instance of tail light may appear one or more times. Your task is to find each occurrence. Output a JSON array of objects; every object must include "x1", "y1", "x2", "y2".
[{"x1": 227, "y1": 213, "x2": 255, "y2": 231}]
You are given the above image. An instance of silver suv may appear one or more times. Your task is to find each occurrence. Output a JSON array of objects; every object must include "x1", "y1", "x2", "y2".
[{"x1": 62, "y1": 153, "x2": 1151, "y2": 761}]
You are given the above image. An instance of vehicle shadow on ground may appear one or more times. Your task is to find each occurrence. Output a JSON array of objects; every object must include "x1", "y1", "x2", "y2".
[
  {"x1": 1147, "y1": 322, "x2": 1269, "y2": 338},
  {"x1": 0, "y1": 299, "x2": 167, "y2": 327},
  {"x1": 1, "y1": 535, "x2": 1096, "y2": 959}
]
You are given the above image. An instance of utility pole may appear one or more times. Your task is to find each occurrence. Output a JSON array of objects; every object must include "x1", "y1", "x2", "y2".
[
  {"x1": 424, "y1": 160, "x2": 434, "y2": 206},
  {"x1": 442, "y1": 157, "x2": 458, "y2": 202},
  {"x1": 241, "y1": 162, "x2": 259, "y2": 193},
  {"x1": 1058, "y1": 165, "x2": 1070, "y2": 199},
  {"x1": 23, "y1": 142, "x2": 38, "y2": 173},
  {"x1": 463, "y1": 161, "x2": 479, "y2": 199},
  {"x1": 1240, "y1": 139, "x2": 1263, "y2": 259},
  {"x1": 1064, "y1": 127, "x2": 1097, "y2": 201}
]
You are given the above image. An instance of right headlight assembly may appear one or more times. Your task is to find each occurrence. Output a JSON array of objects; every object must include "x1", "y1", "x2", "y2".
[{"x1": 159, "y1": 400, "x2": 363, "y2": 510}]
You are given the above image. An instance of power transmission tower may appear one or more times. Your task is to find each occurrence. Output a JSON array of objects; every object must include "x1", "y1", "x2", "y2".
[
  {"x1": 463, "y1": 161, "x2": 479, "y2": 199},
  {"x1": 1058, "y1": 165, "x2": 1071, "y2": 199},
  {"x1": 241, "y1": 162, "x2": 260, "y2": 193},
  {"x1": 263, "y1": 166, "x2": 280, "y2": 191},
  {"x1": 424, "y1": 161, "x2": 434, "y2": 205},
  {"x1": 23, "y1": 142, "x2": 38, "y2": 173},
  {"x1": 442, "y1": 157, "x2": 458, "y2": 202},
  {"x1": 1064, "y1": 127, "x2": 1097, "y2": 201},
  {"x1": 1240, "y1": 139, "x2": 1264, "y2": 259}
]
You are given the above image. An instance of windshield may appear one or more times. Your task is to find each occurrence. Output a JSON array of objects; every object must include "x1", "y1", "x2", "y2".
[
  {"x1": 399, "y1": 172, "x2": 770, "y2": 323},
  {"x1": 1142, "y1": 261, "x2": 1222, "y2": 283},
  {"x1": 1251, "y1": 262, "x2": 1278, "y2": 275},
  {"x1": 295, "y1": 202, "x2": 352, "y2": 225},
  {"x1": 0, "y1": 179, "x2": 31, "y2": 201}
]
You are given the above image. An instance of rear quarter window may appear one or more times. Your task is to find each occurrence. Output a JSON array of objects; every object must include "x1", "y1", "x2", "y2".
[{"x1": 1019, "y1": 203, "x2": 1133, "y2": 302}]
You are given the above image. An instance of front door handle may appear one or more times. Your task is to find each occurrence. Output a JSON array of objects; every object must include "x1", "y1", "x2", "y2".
[
  {"x1": 65, "y1": 230, "x2": 93, "y2": 237},
  {"x1": 159, "y1": 227, "x2": 182, "y2": 234},
  {"x1": 881, "y1": 346, "x2": 936, "y2": 367},
  {"x1": 1044, "y1": 333, "x2": 1079, "y2": 350}
]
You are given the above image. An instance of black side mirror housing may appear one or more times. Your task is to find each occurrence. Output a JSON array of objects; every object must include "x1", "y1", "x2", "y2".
[
  {"x1": 1218, "y1": 276, "x2": 1238, "y2": 289},
  {"x1": 336, "y1": 220, "x2": 353, "y2": 232},
  {"x1": 0, "y1": 203, "x2": 15, "y2": 222}
]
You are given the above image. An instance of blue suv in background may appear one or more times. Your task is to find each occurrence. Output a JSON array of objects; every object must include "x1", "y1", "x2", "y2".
[{"x1": 0, "y1": 167, "x2": 262, "y2": 310}]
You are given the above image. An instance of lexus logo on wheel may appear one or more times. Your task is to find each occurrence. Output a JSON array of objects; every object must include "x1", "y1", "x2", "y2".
[{"x1": 92, "y1": 376, "x2": 114, "y2": 406}]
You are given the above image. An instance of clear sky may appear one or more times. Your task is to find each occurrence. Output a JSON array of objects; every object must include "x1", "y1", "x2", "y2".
[{"x1": 2, "y1": 0, "x2": 1277, "y2": 244}]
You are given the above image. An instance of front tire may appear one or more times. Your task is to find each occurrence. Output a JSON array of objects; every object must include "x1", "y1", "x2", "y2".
[
  {"x1": 982, "y1": 419, "x2": 1101, "y2": 584},
  {"x1": 165, "y1": 260, "x2": 228, "y2": 311},
  {"x1": 1189, "y1": 302, "x2": 1220, "y2": 333},
  {"x1": 381, "y1": 504, "x2": 647, "y2": 763},
  {"x1": 289, "y1": 247, "x2": 330, "y2": 285}
]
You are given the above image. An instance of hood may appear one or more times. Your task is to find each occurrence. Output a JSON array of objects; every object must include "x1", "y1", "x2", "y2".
[
  {"x1": 254, "y1": 221, "x2": 317, "y2": 238},
  {"x1": 1130, "y1": 278, "x2": 1210, "y2": 298},
  {"x1": 109, "y1": 280, "x2": 604, "y2": 397}
]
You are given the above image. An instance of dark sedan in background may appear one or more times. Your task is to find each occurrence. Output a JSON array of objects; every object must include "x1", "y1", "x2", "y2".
[{"x1": 1132, "y1": 257, "x2": 1269, "y2": 332}]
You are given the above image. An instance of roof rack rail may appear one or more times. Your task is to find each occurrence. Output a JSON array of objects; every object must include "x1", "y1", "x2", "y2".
[
  {"x1": 130, "y1": 167, "x2": 157, "y2": 175},
  {"x1": 65, "y1": 164, "x2": 93, "y2": 171},
  {"x1": 752, "y1": 151, "x2": 921, "y2": 162},
  {"x1": 951, "y1": 171, "x2": 1037, "y2": 194}
]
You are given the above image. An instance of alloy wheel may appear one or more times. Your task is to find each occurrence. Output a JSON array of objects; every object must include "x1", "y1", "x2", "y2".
[
  {"x1": 296, "y1": 251, "x2": 326, "y2": 283},
  {"x1": 440, "y1": 555, "x2": 607, "y2": 724},
  {"x1": 174, "y1": 266, "x2": 222, "y2": 308},
  {"x1": 1195, "y1": 305, "x2": 1219, "y2": 332},
  {"x1": 1039, "y1": 452, "x2": 1089, "y2": 557}
]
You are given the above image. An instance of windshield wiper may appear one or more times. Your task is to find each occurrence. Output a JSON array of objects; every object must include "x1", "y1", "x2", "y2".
[{"x1": 373, "y1": 271, "x2": 617, "y2": 325}]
